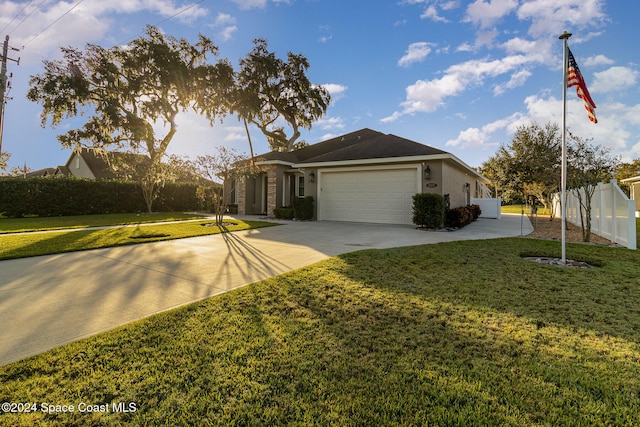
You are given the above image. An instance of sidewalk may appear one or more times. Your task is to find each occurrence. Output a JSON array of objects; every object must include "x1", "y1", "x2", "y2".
[{"x1": 0, "y1": 214, "x2": 532, "y2": 366}]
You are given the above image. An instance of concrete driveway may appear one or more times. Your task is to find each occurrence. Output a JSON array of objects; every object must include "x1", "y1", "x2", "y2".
[{"x1": 0, "y1": 214, "x2": 531, "y2": 366}]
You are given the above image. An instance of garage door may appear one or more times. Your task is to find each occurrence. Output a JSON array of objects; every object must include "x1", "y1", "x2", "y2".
[{"x1": 319, "y1": 167, "x2": 418, "y2": 224}]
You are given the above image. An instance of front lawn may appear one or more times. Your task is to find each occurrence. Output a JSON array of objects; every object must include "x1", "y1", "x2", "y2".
[
  {"x1": 0, "y1": 219, "x2": 278, "y2": 260},
  {"x1": 1, "y1": 238, "x2": 639, "y2": 426},
  {"x1": 0, "y1": 212, "x2": 210, "y2": 234}
]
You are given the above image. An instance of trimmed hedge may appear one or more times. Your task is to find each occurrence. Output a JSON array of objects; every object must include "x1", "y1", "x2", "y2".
[
  {"x1": 445, "y1": 204, "x2": 482, "y2": 228},
  {"x1": 273, "y1": 207, "x2": 295, "y2": 220},
  {"x1": 412, "y1": 193, "x2": 445, "y2": 229},
  {"x1": 0, "y1": 177, "x2": 202, "y2": 217}
]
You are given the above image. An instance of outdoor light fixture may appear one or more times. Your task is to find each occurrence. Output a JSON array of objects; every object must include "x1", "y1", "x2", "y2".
[
  {"x1": 424, "y1": 165, "x2": 431, "y2": 180},
  {"x1": 309, "y1": 172, "x2": 315, "y2": 182}
]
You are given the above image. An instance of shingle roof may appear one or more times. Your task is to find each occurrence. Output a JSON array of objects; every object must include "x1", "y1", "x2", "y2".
[
  {"x1": 65, "y1": 148, "x2": 119, "y2": 179},
  {"x1": 257, "y1": 128, "x2": 448, "y2": 165}
]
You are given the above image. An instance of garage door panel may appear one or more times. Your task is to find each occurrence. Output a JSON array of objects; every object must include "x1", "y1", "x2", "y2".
[{"x1": 319, "y1": 168, "x2": 418, "y2": 224}]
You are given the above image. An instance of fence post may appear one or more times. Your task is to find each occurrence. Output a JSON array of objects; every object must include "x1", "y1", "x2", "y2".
[
  {"x1": 629, "y1": 198, "x2": 637, "y2": 250},
  {"x1": 611, "y1": 179, "x2": 617, "y2": 245}
]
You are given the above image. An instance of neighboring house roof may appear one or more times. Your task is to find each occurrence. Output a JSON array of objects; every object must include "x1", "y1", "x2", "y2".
[
  {"x1": 65, "y1": 148, "x2": 120, "y2": 179},
  {"x1": 621, "y1": 175, "x2": 640, "y2": 184},
  {"x1": 255, "y1": 128, "x2": 485, "y2": 181},
  {"x1": 55, "y1": 166, "x2": 72, "y2": 176},
  {"x1": 26, "y1": 167, "x2": 57, "y2": 177}
]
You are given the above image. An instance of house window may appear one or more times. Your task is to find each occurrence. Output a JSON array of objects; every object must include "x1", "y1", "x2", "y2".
[{"x1": 297, "y1": 175, "x2": 305, "y2": 197}]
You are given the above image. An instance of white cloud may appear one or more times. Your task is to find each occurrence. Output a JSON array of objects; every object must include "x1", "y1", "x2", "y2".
[
  {"x1": 213, "y1": 13, "x2": 237, "y2": 41},
  {"x1": 516, "y1": 0, "x2": 606, "y2": 38},
  {"x1": 464, "y1": 0, "x2": 518, "y2": 29},
  {"x1": 4, "y1": 0, "x2": 209, "y2": 64},
  {"x1": 322, "y1": 83, "x2": 348, "y2": 103},
  {"x1": 591, "y1": 66, "x2": 639, "y2": 93},
  {"x1": 421, "y1": 5, "x2": 449, "y2": 22},
  {"x1": 384, "y1": 54, "x2": 534, "y2": 120},
  {"x1": 315, "y1": 116, "x2": 345, "y2": 130},
  {"x1": 445, "y1": 113, "x2": 520, "y2": 148},
  {"x1": 493, "y1": 69, "x2": 531, "y2": 95},
  {"x1": 584, "y1": 54, "x2": 614, "y2": 67},
  {"x1": 398, "y1": 42, "x2": 434, "y2": 67}
]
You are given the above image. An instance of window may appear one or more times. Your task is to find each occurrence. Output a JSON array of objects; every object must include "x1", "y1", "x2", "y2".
[{"x1": 297, "y1": 175, "x2": 305, "y2": 197}]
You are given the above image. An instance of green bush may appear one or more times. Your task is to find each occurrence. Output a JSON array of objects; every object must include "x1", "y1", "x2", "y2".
[
  {"x1": 0, "y1": 177, "x2": 201, "y2": 217},
  {"x1": 412, "y1": 193, "x2": 445, "y2": 228},
  {"x1": 293, "y1": 196, "x2": 314, "y2": 220},
  {"x1": 273, "y1": 207, "x2": 295, "y2": 220}
]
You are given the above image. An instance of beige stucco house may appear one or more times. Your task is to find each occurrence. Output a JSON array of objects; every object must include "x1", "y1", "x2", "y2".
[
  {"x1": 226, "y1": 128, "x2": 489, "y2": 225},
  {"x1": 621, "y1": 175, "x2": 640, "y2": 216},
  {"x1": 26, "y1": 148, "x2": 122, "y2": 179}
]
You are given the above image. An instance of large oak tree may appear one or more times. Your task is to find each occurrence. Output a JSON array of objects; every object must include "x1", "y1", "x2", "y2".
[
  {"x1": 233, "y1": 39, "x2": 331, "y2": 153},
  {"x1": 27, "y1": 26, "x2": 234, "y2": 212}
]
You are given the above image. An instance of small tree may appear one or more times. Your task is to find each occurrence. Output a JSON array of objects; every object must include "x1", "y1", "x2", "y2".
[
  {"x1": 567, "y1": 132, "x2": 616, "y2": 242},
  {"x1": 193, "y1": 147, "x2": 251, "y2": 225}
]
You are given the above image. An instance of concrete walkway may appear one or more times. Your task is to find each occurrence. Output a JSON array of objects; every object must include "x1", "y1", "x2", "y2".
[{"x1": 0, "y1": 214, "x2": 532, "y2": 366}]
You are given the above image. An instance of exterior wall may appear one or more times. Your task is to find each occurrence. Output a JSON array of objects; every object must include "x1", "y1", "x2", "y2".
[
  {"x1": 421, "y1": 161, "x2": 443, "y2": 196},
  {"x1": 440, "y1": 161, "x2": 479, "y2": 208},
  {"x1": 631, "y1": 182, "x2": 640, "y2": 212},
  {"x1": 68, "y1": 153, "x2": 96, "y2": 179}
]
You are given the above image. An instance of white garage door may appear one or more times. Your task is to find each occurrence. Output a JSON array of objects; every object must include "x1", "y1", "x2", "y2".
[{"x1": 319, "y1": 167, "x2": 418, "y2": 224}]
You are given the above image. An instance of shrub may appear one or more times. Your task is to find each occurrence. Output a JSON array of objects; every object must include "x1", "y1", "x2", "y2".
[
  {"x1": 0, "y1": 177, "x2": 201, "y2": 217},
  {"x1": 412, "y1": 193, "x2": 445, "y2": 228},
  {"x1": 273, "y1": 207, "x2": 295, "y2": 220},
  {"x1": 471, "y1": 204, "x2": 482, "y2": 220},
  {"x1": 445, "y1": 205, "x2": 482, "y2": 228},
  {"x1": 293, "y1": 196, "x2": 314, "y2": 220}
]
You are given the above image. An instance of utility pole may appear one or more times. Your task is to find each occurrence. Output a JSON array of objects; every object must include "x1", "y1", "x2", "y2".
[{"x1": 0, "y1": 35, "x2": 21, "y2": 154}]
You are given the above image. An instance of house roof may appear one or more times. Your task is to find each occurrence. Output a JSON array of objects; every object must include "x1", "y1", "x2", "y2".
[
  {"x1": 254, "y1": 128, "x2": 486, "y2": 181},
  {"x1": 257, "y1": 128, "x2": 447, "y2": 165},
  {"x1": 65, "y1": 148, "x2": 120, "y2": 179}
]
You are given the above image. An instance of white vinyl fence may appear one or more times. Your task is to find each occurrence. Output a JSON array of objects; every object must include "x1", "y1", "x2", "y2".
[
  {"x1": 551, "y1": 180, "x2": 636, "y2": 250},
  {"x1": 470, "y1": 197, "x2": 501, "y2": 219}
]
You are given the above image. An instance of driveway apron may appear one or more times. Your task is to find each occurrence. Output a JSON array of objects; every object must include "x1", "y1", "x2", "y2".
[{"x1": 0, "y1": 214, "x2": 531, "y2": 366}]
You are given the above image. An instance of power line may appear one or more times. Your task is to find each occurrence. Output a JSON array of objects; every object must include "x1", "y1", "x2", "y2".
[
  {"x1": 119, "y1": 0, "x2": 206, "y2": 45},
  {"x1": 22, "y1": 0, "x2": 87, "y2": 49},
  {"x1": 0, "y1": 0, "x2": 35, "y2": 35}
]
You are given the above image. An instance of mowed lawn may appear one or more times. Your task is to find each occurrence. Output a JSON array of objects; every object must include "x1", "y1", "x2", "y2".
[
  {"x1": 0, "y1": 213, "x2": 278, "y2": 260},
  {"x1": 1, "y1": 238, "x2": 639, "y2": 426}
]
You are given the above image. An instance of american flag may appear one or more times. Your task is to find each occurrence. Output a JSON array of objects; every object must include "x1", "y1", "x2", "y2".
[{"x1": 567, "y1": 47, "x2": 597, "y2": 123}]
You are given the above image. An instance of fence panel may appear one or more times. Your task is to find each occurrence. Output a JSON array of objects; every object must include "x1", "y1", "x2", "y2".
[
  {"x1": 551, "y1": 180, "x2": 636, "y2": 249},
  {"x1": 470, "y1": 197, "x2": 501, "y2": 219}
]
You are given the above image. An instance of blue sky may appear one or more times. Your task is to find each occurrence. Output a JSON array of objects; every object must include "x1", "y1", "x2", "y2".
[{"x1": 1, "y1": 0, "x2": 639, "y2": 173}]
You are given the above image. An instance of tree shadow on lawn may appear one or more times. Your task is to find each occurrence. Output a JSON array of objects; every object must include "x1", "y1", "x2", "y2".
[
  {"x1": 2, "y1": 238, "x2": 640, "y2": 425},
  {"x1": 331, "y1": 238, "x2": 640, "y2": 345}
]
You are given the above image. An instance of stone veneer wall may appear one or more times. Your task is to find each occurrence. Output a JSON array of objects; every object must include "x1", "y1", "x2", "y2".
[
  {"x1": 266, "y1": 168, "x2": 277, "y2": 217},
  {"x1": 236, "y1": 177, "x2": 246, "y2": 215}
]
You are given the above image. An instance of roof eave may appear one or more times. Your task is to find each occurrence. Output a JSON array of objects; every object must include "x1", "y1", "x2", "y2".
[{"x1": 295, "y1": 154, "x2": 488, "y2": 182}]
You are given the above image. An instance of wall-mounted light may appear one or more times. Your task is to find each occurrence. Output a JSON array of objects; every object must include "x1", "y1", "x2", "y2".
[
  {"x1": 464, "y1": 183, "x2": 470, "y2": 192},
  {"x1": 309, "y1": 172, "x2": 315, "y2": 182},
  {"x1": 424, "y1": 165, "x2": 431, "y2": 180}
]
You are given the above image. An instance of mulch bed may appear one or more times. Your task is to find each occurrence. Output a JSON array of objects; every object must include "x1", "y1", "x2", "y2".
[{"x1": 523, "y1": 214, "x2": 616, "y2": 268}]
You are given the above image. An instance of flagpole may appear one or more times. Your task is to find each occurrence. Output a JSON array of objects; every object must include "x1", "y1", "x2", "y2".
[{"x1": 559, "y1": 31, "x2": 571, "y2": 265}]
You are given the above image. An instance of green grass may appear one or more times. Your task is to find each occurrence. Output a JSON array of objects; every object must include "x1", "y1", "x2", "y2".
[
  {"x1": 0, "y1": 219, "x2": 277, "y2": 260},
  {"x1": 501, "y1": 204, "x2": 552, "y2": 215},
  {"x1": 1, "y1": 238, "x2": 639, "y2": 426},
  {"x1": 0, "y1": 212, "x2": 210, "y2": 234}
]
